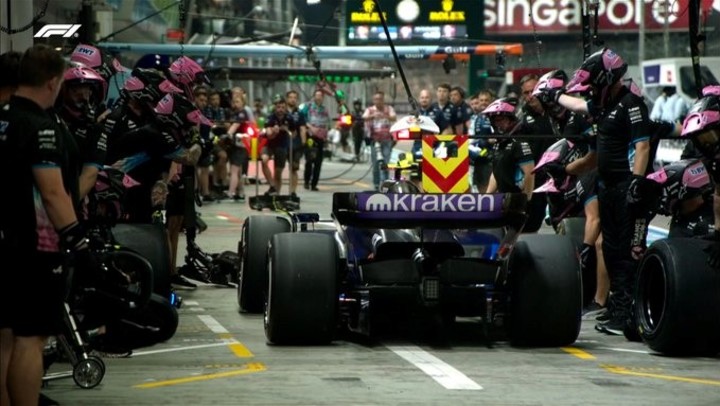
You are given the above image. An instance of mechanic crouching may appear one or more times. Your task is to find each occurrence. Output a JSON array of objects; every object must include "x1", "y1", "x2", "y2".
[
  {"x1": 679, "y1": 86, "x2": 720, "y2": 267},
  {"x1": 482, "y1": 97, "x2": 535, "y2": 202}
]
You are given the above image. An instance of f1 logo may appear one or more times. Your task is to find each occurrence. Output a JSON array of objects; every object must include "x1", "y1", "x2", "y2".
[{"x1": 34, "y1": 24, "x2": 82, "y2": 38}]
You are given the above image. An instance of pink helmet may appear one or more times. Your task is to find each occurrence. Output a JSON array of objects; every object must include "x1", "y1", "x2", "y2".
[
  {"x1": 681, "y1": 94, "x2": 720, "y2": 158},
  {"x1": 168, "y1": 56, "x2": 211, "y2": 86},
  {"x1": 61, "y1": 66, "x2": 108, "y2": 118},
  {"x1": 481, "y1": 97, "x2": 518, "y2": 117},
  {"x1": 122, "y1": 68, "x2": 182, "y2": 106},
  {"x1": 70, "y1": 44, "x2": 127, "y2": 82},
  {"x1": 702, "y1": 85, "x2": 720, "y2": 97},
  {"x1": 154, "y1": 93, "x2": 213, "y2": 129}
]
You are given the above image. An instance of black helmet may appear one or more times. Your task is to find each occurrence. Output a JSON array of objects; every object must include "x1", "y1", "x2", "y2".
[{"x1": 566, "y1": 48, "x2": 628, "y2": 108}]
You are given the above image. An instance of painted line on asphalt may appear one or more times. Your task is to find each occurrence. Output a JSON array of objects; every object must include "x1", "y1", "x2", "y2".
[
  {"x1": 134, "y1": 363, "x2": 266, "y2": 389},
  {"x1": 598, "y1": 347, "x2": 651, "y2": 355},
  {"x1": 602, "y1": 364, "x2": 720, "y2": 386},
  {"x1": 133, "y1": 341, "x2": 235, "y2": 357},
  {"x1": 183, "y1": 300, "x2": 200, "y2": 306},
  {"x1": 387, "y1": 345, "x2": 483, "y2": 390},
  {"x1": 561, "y1": 347, "x2": 597, "y2": 360},
  {"x1": 197, "y1": 315, "x2": 229, "y2": 333},
  {"x1": 198, "y1": 315, "x2": 255, "y2": 357}
]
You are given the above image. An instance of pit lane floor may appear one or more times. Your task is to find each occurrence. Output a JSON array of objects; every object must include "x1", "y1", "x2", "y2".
[{"x1": 43, "y1": 158, "x2": 720, "y2": 406}]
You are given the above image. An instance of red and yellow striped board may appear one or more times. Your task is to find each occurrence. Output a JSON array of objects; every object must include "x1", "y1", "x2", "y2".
[{"x1": 421, "y1": 135, "x2": 470, "y2": 193}]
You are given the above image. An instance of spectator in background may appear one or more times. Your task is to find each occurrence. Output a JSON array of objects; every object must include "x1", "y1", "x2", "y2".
[
  {"x1": 432, "y1": 83, "x2": 458, "y2": 134},
  {"x1": 468, "y1": 90, "x2": 495, "y2": 192},
  {"x1": 223, "y1": 95, "x2": 254, "y2": 201},
  {"x1": 413, "y1": 89, "x2": 447, "y2": 160},
  {"x1": 285, "y1": 90, "x2": 307, "y2": 198},
  {"x1": 650, "y1": 86, "x2": 689, "y2": 123},
  {"x1": 203, "y1": 89, "x2": 230, "y2": 198},
  {"x1": 351, "y1": 98, "x2": 366, "y2": 161},
  {"x1": 450, "y1": 86, "x2": 473, "y2": 135},
  {"x1": 300, "y1": 89, "x2": 330, "y2": 191},
  {"x1": 363, "y1": 90, "x2": 397, "y2": 190}
]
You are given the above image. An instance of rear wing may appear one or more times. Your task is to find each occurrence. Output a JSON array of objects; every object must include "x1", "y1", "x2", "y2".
[{"x1": 332, "y1": 192, "x2": 527, "y2": 229}]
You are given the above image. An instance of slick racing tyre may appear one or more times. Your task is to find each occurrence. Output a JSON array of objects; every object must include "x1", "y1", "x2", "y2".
[
  {"x1": 634, "y1": 238, "x2": 720, "y2": 356},
  {"x1": 557, "y1": 217, "x2": 595, "y2": 307},
  {"x1": 509, "y1": 234, "x2": 582, "y2": 347},
  {"x1": 237, "y1": 215, "x2": 291, "y2": 313},
  {"x1": 112, "y1": 223, "x2": 172, "y2": 297},
  {"x1": 265, "y1": 233, "x2": 338, "y2": 345}
]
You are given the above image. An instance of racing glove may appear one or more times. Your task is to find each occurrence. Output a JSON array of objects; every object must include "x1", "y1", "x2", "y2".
[
  {"x1": 702, "y1": 230, "x2": 720, "y2": 269},
  {"x1": 627, "y1": 174, "x2": 653, "y2": 206},
  {"x1": 536, "y1": 87, "x2": 565, "y2": 106}
]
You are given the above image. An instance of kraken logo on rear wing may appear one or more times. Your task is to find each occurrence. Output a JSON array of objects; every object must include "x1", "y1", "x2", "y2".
[{"x1": 332, "y1": 192, "x2": 527, "y2": 229}]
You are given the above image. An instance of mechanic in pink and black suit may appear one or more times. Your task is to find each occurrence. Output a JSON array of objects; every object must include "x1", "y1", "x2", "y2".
[
  {"x1": 482, "y1": 97, "x2": 535, "y2": 202},
  {"x1": 679, "y1": 86, "x2": 720, "y2": 267}
]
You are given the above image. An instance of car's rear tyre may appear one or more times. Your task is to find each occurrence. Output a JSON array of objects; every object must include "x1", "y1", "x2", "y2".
[
  {"x1": 556, "y1": 217, "x2": 595, "y2": 306},
  {"x1": 634, "y1": 238, "x2": 720, "y2": 356},
  {"x1": 237, "y1": 215, "x2": 291, "y2": 313},
  {"x1": 265, "y1": 233, "x2": 338, "y2": 345},
  {"x1": 556, "y1": 217, "x2": 585, "y2": 246},
  {"x1": 509, "y1": 234, "x2": 582, "y2": 347},
  {"x1": 112, "y1": 224, "x2": 171, "y2": 297}
]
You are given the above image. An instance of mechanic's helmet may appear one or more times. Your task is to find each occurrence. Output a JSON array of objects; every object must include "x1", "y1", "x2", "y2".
[
  {"x1": 532, "y1": 69, "x2": 568, "y2": 115},
  {"x1": 335, "y1": 89, "x2": 345, "y2": 100},
  {"x1": 59, "y1": 66, "x2": 108, "y2": 120},
  {"x1": 566, "y1": 48, "x2": 627, "y2": 108},
  {"x1": 168, "y1": 56, "x2": 212, "y2": 99},
  {"x1": 702, "y1": 85, "x2": 720, "y2": 97},
  {"x1": 154, "y1": 93, "x2": 213, "y2": 129},
  {"x1": 681, "y1": 94, "x2": 720, "y2": 159},
  {"x1": 353, "y1": 97, "x2": 362, "y2": 106},
  {"x1": 532, "y1": 138, "x2": 584, "y2": 192},
  {"x1": 646, "y1": 159, "x2": 710, "y2": 215},
  {"x1": 123, "y1": 68, "x2": 182, "y2": 107},
  {"x1": 69, "y1": 43, "x2": 127, "y2": 82},
  {"x1": 482, "y1": 97, "x2": 519, "y2": 135}
]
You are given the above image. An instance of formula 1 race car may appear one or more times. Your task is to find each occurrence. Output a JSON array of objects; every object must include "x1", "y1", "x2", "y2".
[{"x1": 236, "y1": 116, "x2": 583, "y2": 346}]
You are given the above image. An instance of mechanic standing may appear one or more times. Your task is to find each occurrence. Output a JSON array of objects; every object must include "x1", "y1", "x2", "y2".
[
  {"x1": 363, "y1": 91, "x2": 397, "y2": 190},
  {"x1": 0, "y1": 44, "x2": 92, "y2": 406},
  {"x1": 301, "y1": 89, "x2": 330, "y2": 191},
  {"x1": 350, "y1": 98, "x2": 366, "y2": 162},
  {"x1": 538, "y1": 48, "x2": 655, "y2": 336},
  {"x1": 412, "y1": 89, "x2": 448, "y2": 161}
]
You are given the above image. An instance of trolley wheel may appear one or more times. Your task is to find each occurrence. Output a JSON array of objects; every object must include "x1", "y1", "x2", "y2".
[{"x1": 72, "y1": 356, "x2": 105, "y2": 389}]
